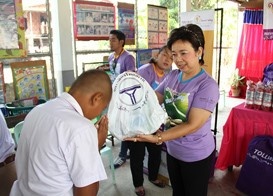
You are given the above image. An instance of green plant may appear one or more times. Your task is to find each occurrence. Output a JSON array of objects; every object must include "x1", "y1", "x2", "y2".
[{"x1": 229, "y1": 68, "x2": 245, "y2": 89}]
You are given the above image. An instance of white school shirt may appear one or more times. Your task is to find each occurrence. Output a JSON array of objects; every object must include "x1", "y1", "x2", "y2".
[
  {"x1": 0, "y1": 111, "x2": 15, "y2": 162},
  {"x1": 10, "y1": 93, "x2": 107, "y2": 196}
]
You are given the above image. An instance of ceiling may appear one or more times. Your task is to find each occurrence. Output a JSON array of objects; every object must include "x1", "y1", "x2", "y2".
[{"x1": 229, "y1": 0, "x2": 264, "y2": 9}]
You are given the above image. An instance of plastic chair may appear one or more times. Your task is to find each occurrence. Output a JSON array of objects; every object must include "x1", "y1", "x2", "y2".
[
  {"x1": 100, "y1": 146, "x2": 116, "y2": 184},
  {"x1": 13, "y1": 121, "x2": 24, "y2": 146}
]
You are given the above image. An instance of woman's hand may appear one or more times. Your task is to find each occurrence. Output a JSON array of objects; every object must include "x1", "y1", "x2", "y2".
[{"x1": 124, "y1": 129, "x2": 163, "y2": 144}]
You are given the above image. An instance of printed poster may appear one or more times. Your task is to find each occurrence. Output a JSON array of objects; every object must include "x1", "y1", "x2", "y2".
[
  {"x1": 118, "y1": 2, "x2": 135, "y2": 45},
  {"x1": 0, "y1": 0, "x2": 18, "y2": 49},
  {"x1": 10, "y1": 60, "x2": 50, "y2": 100},
  {"x1": 0, "y1": 0, "x2": 27, "y2": 58}
]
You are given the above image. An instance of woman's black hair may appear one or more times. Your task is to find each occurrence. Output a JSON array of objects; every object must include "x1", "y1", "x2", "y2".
[
  {"x1": 167, "y1": 24, "x2": 205, "y2": 65},
  {"x1": 149, "y1": 45, "x2": 169, "y2": 64}
]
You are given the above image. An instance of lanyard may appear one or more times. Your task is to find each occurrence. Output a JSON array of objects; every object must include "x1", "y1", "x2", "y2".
[{"x1": 112, "y1": 49, "x2": 124, "y2": 71}]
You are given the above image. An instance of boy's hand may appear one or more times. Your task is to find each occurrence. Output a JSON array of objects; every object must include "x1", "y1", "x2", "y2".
[{"x1": 96, "y1": 115, "x2": 109, "y2": 149}]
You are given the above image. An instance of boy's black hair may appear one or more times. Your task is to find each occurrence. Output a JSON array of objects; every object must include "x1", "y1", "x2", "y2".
[{"x1": 110, "y1": 30, "x2": 126, "y2": 46}]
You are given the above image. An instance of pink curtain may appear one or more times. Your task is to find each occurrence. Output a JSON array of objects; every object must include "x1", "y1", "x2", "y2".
[{"x1": 236, "y1": 9, "x2": 273, "y2": 82}]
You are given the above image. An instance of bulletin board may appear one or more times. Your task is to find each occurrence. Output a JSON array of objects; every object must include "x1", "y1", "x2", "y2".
[
  {"x1": 10, "y1": 60, "x2": 50, "y2": 100},
  {"x1": 73, "y1": 1, "x2": 115, "y2": 40},
  {"x1": 0, "y1": 0, "x2": 27, "y2": 58},
  {"x1": 147, "y1": 5, "x2": 168, "y2": 49}
]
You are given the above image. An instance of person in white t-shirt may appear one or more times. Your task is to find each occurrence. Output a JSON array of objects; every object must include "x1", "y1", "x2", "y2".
[
  {"x1": 0, "y1": 111, "x2": 16, "y2": 196},
  {"x1": 10, "y1": 69, "x2": 112, "y2": 196}
]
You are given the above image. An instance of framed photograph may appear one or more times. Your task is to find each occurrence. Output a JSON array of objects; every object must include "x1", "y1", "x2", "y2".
[
  {"x1": 159, "y1": 32, "x2": 168, "y2": 44},
  {"x1": 73, "y1": 1, "x2": 115, "y2": 40},
  {"x1": 148, "y1": 20, "x2": 159, "y2": 31},
  {"x1": 10, "y1": 60, "x2": 50, "y2": 100},
  {"x1": 0, "y1": 0, "x2": 27, "y2": 58},
  {"x1": 158, "y1": 7, "x2": 168, "y2": 20},
  {"x1": 148, "y1": 6, "x2": 159, "y2": 19}
]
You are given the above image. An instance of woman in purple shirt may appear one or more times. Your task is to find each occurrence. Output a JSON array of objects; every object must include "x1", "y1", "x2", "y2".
[
  {"x1": 127, "y1": 24, "x2": 220, "y2": 196},
  {"x1": 129, "y1": 45, "x2": 173, "y2": 196}
]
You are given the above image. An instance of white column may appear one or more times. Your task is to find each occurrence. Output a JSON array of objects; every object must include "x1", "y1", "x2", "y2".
[
  {"x1": 50, "y1": 0, "x2": 76, "y2": 95},
  {"x1": 179, "y1": 0, "x2": 191, "y2": 25}
]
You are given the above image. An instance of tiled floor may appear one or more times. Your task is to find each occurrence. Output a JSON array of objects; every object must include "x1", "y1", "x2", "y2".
[{"x1": 98, "y1": 96, "x2": 246, "y2": 196}]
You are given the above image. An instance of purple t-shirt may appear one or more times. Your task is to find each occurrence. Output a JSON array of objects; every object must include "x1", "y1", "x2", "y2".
[
  {"x1": 108, "y1": 50, "x2": 136, "y2": 82},
  {"x1": 156, "y1": 69, "x2": 219, "y2": 162},
  {"x1": 137, "y1": 63, "x2": 168, "y2": 89}
]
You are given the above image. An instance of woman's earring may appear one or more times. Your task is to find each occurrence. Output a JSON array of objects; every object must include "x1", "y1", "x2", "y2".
[{"x1": 198, "y1": 56, "x2": 202, "y2": 60}]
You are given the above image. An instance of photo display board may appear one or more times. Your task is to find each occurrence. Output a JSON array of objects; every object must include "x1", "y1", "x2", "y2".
[
  {"x1": 147, "y1": 4, "x2": 168, "y2": 48},
  {"x1": 73, "y1": 1, "x2": 115, "y2": 40},
  {"x1": 10, "y1": 60, "x2": 50, "y2": 100}
]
